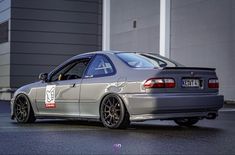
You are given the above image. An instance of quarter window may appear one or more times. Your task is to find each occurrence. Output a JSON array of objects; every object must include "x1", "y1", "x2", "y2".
[{"x1": 85, "y1": 55, "x2": 115, "y2": 78}]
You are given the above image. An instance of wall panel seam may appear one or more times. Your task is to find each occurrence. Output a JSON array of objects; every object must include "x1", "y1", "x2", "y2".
[
  {"x1": 11, "y1": 6, "x2": 102, "y2": 15},
  {"x1": 11, "y1": 18, "x2": 100, "y2": 25},
  {"x1": 11, "y1": 52, "x2": 76, "y2": 56},
  {"x1": 11, "y1": 30, "x2": 101, "y2": 36},
  {"x1": 0, "y1": 7, "x2": 10, "y2": 14},
  {"x1": 11, "y1": 41, "x2": 99, "y2": 47}
]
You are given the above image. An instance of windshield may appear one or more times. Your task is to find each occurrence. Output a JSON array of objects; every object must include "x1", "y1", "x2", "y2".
[{"x1": 116, "y1": 53, "x2": 177, "y2": 68}]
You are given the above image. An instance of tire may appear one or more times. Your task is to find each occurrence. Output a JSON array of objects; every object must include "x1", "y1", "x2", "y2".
[
  {"x1": 100, "y1": 94, "x2": 130, "y2": 129},
  {"x1": 14, "y1": 94, "x2": 36, "y2": 123},
  {"x1": 174, "y1": 117, "x2": 199, "y2": 127}
]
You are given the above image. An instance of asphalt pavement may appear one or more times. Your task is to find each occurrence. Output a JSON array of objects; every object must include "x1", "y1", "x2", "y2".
[{"x1": 0, "y1": 101, "x2": 235, "y2": 155}]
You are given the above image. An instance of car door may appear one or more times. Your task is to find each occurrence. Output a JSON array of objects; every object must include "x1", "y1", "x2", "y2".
[
  {"x1": 35, "y1": 57, "x2": 91, "y2": 116},
  {"x1": 79, "y1": 54, "x2": 117, "y2": 118}
]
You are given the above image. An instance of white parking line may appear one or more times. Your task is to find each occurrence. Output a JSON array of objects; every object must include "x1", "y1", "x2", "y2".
[
  {"x1": 0, "y1": 126, "x2": 103, "y2": 132},
  {"x1": 0, "y1": 126, "x2": 19, "y2": 129},
  {"x1": 219, "y1": 109, "x2": 235, "y2": 112}
]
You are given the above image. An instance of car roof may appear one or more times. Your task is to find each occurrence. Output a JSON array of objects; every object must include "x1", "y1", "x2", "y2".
[
  {"x1": 70, "y1": 50, "x2": 179, "y2": 64},
  {"x1": 70, "y1": 51, "x2": 116, "y2": 59},
  {"x1": 78, "y1": 50, "x2": 124, "y2": 55},
  {"x1": 81, "y1": 51, "x2": 182, "y2": 67},
  {"x1": 51, "y1": 51, "x2": 182, "y2": 74},
  {"x1": 73, "y1": 50, "x2": 164, "y2": 57}
]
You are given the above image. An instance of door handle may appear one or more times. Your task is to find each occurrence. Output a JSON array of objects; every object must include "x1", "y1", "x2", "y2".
[
  {"x1": 68, "y1": 83, "x2": 76, "y2": 88},
  {"x1": 72, "y1": 83, "x2": 76, "y2": 87}
]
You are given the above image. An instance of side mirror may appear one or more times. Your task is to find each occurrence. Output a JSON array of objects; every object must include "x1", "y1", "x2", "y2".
[{"x1": 39, "y1": 73, "x2": 48, "y2": 82}]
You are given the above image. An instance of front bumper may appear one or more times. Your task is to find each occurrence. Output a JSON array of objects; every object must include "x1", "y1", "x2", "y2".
[
  {"x1": 10, "y1": 98, "x2": 15, "y2": 119},
  {"x1": 121, "y1": 93, "x2": 224, "y2": 121}
]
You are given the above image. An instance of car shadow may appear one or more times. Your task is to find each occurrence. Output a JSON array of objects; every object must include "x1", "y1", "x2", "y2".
[
  {"x1": 11, "y1": 119, "x2": 223, "y2": 134},
  {"x1": 129, "y1": 122, "x2": 222, "y2": 132},
  {"x1": 11, "y1": 119, "x2": 103, "y2": 128}
]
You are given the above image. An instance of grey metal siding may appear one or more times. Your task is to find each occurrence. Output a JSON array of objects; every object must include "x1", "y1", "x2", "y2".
[
  {"x1": 10, "y1": 0, "x2": 102, "y2": 88},
  {"x1": 98, "y1": 0, "x2": 102, "y2": 47},
  {"x1": 0, "y1": 0, "x2": 10, "y2": 88},
  {"x1": 0, "y1": 0, "x2": 10, "y2": 22},
  {"x1": 170, "y1": 0, "x2": 234, "y2": 100},
  {"x1": 231, "y1": 0, "x2": 235, "y2": 100},
  {"x1": 110, "y1": 0, "x2": 160, "y2": 53},
  {"x1": 9, "y1": 42, "x2": 98, "y2": 55}
]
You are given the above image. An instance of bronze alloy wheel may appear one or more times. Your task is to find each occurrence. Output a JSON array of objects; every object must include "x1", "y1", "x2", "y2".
[
  {"x1": 100, "y1": 94, "x2": 130, "y2": 129},
  {"x1": 14, "y1": 94, "x2": 36, "y2": 123}
]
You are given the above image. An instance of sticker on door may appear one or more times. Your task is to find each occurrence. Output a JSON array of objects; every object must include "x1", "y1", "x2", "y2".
[{"x1": 45, "y1": 85, "x2": 56, "y2": 108}]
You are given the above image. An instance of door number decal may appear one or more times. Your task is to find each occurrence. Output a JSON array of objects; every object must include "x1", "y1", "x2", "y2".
[{"x1": 45, "y1": 85, "x2": 56, "y2": 108}]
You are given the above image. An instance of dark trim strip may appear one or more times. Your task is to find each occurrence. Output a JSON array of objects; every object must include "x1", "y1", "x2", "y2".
[
  {"x1": 11, "y1": 18, "x2": 100, "y2": 25},
  {"x1": 0, "y1": 63, "x2": 57, "y2": 68},
  {"x1": 11, "y1": 29, "x2": 101, "y2": 36},
  {"x1": 64, "y1": 0, "x2": 100, "y2": 4},
  {"x1": 12, "y1": 6, "x2": 102, "y2": 15},
  {"x1": 10, "y1": 75, "x2": 38, "y2": 77},
  {"x1": 0, "y1": 7, "x2": 10, "y2": 14},
  {"x1": 11, "y1": 41, "x2": 99, "y2": 47},
  {"x1": 163, "y1": 67, "x2": 216, "y2": 71},
  {"x1": 0, "y1": 52, "x2": 9, "y2": 56},
  {"x1": 11, "y1": 64, "x2": 58, "y2": 67},
  {"x1": 11, "y1": 52, "x2": 76, "y2": 57},
  {"x1": 11, "y1": 41, "x2": 101, "y2": 47}
]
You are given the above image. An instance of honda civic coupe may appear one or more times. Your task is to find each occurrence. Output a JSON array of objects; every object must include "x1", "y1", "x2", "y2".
[{"x1": 11, "y1": 51, "x2": 224, "y2": 129}]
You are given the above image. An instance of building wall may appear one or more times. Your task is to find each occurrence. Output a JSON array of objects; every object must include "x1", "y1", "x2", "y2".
[
  {"x1": 110, "y1": 0, "x2": 160, "y2": 53},
  {"x1": 232, "y1": 0, "x2": 235, "y2": 99},
  {"x1": 0, "y1": 0, "x2": 11, "y2": 97},
  {"x1": 10, "y1": 0, "x2": 102, "y2": 88},
  {"x1": 170, "y1": 0, "x2": 234, "y2": 100}
]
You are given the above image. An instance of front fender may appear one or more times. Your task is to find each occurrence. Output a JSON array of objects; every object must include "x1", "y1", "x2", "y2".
[{"x1": 11, "y1": 81, "x2": 41, "y2": 119}]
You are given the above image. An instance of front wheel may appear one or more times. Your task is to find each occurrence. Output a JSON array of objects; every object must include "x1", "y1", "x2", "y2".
[
  {"x1": 174, "y1": 117, "x2": 199, "y2": 127},
  {"x1": 100, "y1": 94, "x2": 130, "y2": 129},
  {"x1": 14, "y1": 94, "x2": 36, "y2": 123}
]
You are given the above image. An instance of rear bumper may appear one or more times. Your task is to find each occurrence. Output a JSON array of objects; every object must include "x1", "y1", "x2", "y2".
[{"x1": 121, "y1": 93, "x2": 224, "y2": 121}]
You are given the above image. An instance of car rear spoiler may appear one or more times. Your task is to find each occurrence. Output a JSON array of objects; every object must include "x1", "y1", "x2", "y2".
[{"x1": 163, "y1": 67, "x2": 216, "y2": 71}]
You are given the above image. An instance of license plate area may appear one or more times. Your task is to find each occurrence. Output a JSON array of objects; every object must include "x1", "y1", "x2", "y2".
[{"x1": 181, "y1": 78, "x2": 202, "y2": 88}]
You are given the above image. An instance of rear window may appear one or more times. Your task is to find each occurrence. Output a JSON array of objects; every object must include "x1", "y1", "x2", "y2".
[{"x1": 116, "y1": 53, "x2": 176, "y2": 68}]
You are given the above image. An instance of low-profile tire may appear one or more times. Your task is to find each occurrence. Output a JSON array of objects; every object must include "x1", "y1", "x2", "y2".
[
  {"x1": 14, "y1": 94, "x2": 36, "y2": 123},
  {"x1": 100, "y1": 94, "x2": 130, "y2": 129},
  {"x1": 174, "y1": 117, "x2": 199, "y2": 127}
]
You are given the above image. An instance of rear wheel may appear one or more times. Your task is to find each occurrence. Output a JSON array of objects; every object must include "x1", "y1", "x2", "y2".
[
  {"x1": 14, "y1": 94, "x2": 36, "y2": 123},
  {"x1": 174, "y1": 117, "x2": 199, "y2": 127},
  {"x1": 100, "y1": 94, "x2": 130, "y2": 129}
]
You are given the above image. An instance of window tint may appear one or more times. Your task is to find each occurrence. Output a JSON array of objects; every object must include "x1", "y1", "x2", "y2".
[
  {"x1": 64, "y1": 61, "x2": 87, "y2": 78},
  {"x1": 50, "y1": 58, "x2": 90, "y2": 81},
  {"x1": 85, "y1": 55, "x2": 115, "y2": 78},
  {"x1": 116, "y1": 53, "x2": 176, "y2": 68}
]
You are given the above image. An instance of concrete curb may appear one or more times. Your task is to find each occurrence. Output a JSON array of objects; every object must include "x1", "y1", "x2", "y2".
[{"x1": 224, "y1": 100, "x2": 235, "y2": 105}]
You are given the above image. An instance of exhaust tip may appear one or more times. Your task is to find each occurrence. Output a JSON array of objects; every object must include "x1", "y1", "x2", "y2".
[{"x1": 206, "y1": 113, "x2": 217, "y2": 119}]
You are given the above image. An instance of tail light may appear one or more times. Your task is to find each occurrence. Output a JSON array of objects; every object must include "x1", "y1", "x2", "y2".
[
  {"x1": 208, "y1": 79, "x2": 219, "y2": 88},
  {"x1": 144, "y1": 78, "x2": 175, "y2": 88}
]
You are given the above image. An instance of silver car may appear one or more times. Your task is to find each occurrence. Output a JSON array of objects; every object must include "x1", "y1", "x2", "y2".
[{"x1": 11, "y1": 51, "x2": 224, "y2": 129}]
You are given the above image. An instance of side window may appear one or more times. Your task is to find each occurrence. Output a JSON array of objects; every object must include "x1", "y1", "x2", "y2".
[
  {"x1": 85, "y1": 55, "x2": 115, "y2": 78},
  {"x1": 50, "y1": 58, "x2": 90, "y2": 82}
]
